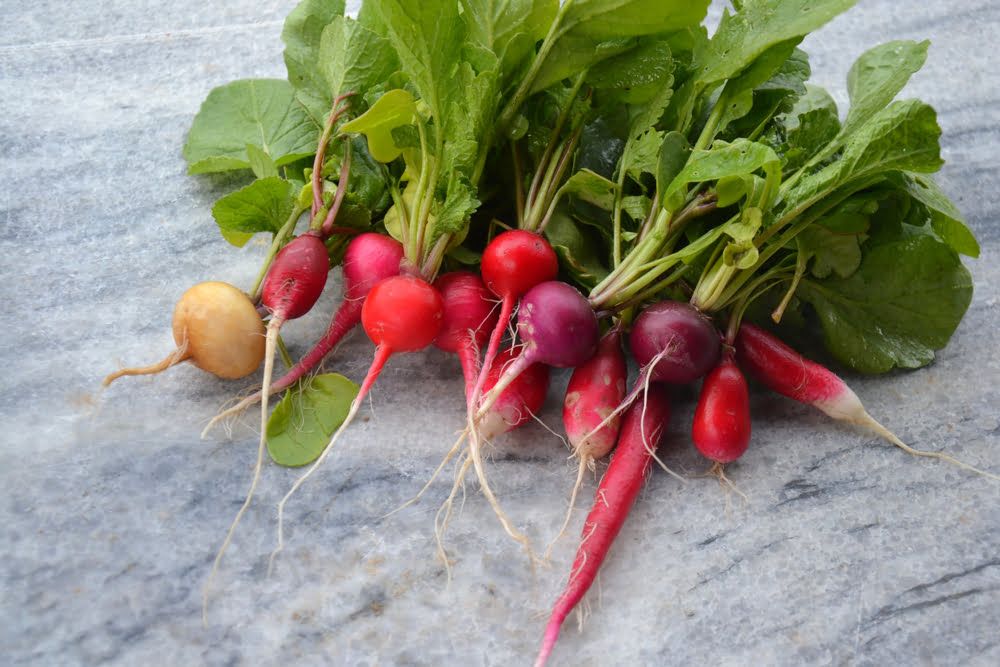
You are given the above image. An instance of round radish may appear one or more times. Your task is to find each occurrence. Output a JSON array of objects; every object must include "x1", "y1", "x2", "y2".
[
  {"x1": 103, "y1": 281, "x2": 265, "y2": 386},
  {"x1": 630, "y1": 300, "x2": 720, "y2": 384},
  {"x1": 478, "y1": 347, "x2": 551, "y2": 441}
]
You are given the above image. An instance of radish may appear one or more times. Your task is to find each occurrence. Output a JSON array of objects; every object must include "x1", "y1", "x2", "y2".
[
  {"x1": 272, "y1": 274, "x2": 444, "y2": 565},
  {"x1": 103, "y1": 281, "x2": 265, "y2": 386},
  {"x1": 550, "y1": 328, "x2": 628, "y2": 556},
  {"x1": 202, "y1": 233, "x2": 403, "y2": 436},
  {"x1": 433, "y1": 271, "x2": 500, "y2": 403},
  {"x1": 692, "y1": 352, "x2": 752, "y2": 495},
  {"x1": 735, "y1": 322, "x2": 998, "y2": 480},
  {"x1": 464, "y1": 280, "x2": 599, "y2": 552},
  {"x1": 535, "y1": 384, "x2": 672, "y2": 667}
]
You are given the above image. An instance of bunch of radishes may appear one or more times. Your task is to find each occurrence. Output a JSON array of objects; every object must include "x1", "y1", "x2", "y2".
[{"x1": 102, "y1": 0, "x2": 997, "y2": 662}]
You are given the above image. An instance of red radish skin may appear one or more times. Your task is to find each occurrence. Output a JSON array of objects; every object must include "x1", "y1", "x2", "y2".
[
  {"x1": 535, "y1": 385, "x2": 672, "y2": 667},
  {"x1": 272, "y1": 275, "x2": 444, "y2": 566},
  {"x1": 692, "y1": 354, "x2": 751, "y2": 464},
  {"x1": 735, "y1": 322, "x2": 998, "y2": 480},
  {"x1": 478, "y1": 347, "x2": 551, "y2": 441},
  {"x1": 433, "y1": 272, "x2": 499, "y2": 403},
  {"x1": 550, "y1": 328, "x2": 628, "y2": 556},
  {"x1": 201, "y1": 233, "x2": 403, "y2": 437}
]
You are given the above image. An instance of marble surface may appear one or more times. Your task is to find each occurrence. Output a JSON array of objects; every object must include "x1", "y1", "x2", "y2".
[{"x1": 2, "y1": 2, "x2": 999, "y2": 665}]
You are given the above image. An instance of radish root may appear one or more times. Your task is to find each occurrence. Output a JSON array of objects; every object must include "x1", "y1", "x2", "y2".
[
  {"x1": 383, "y1": 429, "x2": 469, "y2": 519},
  {"x1": 202, "y1": 319, "x2": 279, "y2": 623},
  {"x1": 545, "y1": 456, "x2": 591, "y2": 561},
  {"x1": 103, "y1": 338, "x2": 190, "y2": 386}
]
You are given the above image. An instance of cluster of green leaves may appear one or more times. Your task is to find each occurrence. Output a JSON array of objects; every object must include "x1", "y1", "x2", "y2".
[
  {"x1": 537, "y1": 1, "x2": 977, "y2": 376},
  {"x1": 181, "y1": 0, "x2": 980, "y2": 463}
]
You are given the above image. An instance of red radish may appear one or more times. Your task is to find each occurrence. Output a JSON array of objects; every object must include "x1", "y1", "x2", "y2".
[
  {"x1": 464, "y1": 280, "x2": 599, "y2": 552},
  {"x1": 692, "y1": 353, "x2": 751, "y2": 464},
  {"x1": 272, "y1": 274, "x2": 444, "y2": 565},
  {"x1": 535, "y1": 385, "x2": 672, "y2": 667},
  {"x1": 104, "y1": 281, "x2": 266, "y2": 385},
  {"x1": 478, "y1": 347, "x2": 551, "y2": 441},
  {"x1": 433, "y1": 272, "x2": 500, "y2": 403},
  {"x1": 201, "y1": 233, "x2": 403, "y2": 437},
  {"x1": 735, "y1": 322, "x2": 998, "y2": 480},
  {"x1": 550, "y1": 328, "x2": 628, "y2": 556}
]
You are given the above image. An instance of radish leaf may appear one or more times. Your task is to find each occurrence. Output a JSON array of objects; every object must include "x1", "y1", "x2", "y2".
[
  {"x1": 267, "y1": 373, "x2": 359, "y2": 467},
  {"x1": 211, "y1": 177, "x2": 298, "y2": 246},
  {"x1": 183, "y1": 79, "x2": 318, "y2": 174},
  {"x1": 282, "y1": 0, "x2": 347, "y2": 125}
]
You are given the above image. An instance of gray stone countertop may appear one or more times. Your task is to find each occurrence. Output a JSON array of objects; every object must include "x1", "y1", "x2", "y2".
[{"x1": 1, "y1": 2, "x2": 998, "y2": 666}]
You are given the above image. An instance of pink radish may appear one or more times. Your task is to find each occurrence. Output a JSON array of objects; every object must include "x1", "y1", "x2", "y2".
[
  {"x1": 735, "y1": 322, "x2": 998, "y2": 480},
  {"x1": 550, "y1": 328, "x2": 628, "y2": 556},
  {"x1": 535, "y1": 384, "x2": 672, "y2": 667},
  {"x1": 433, "y1": 271, "x2": 500, "y2": 403},
  {"x1": 464, "y1": 280, "x2": 599, "y2": 552},
  {"x1": 272, "y1": 274, "x2": 444, "y2": 565},
  {"x1": 202, "y1": 233, "x2": 403, "y2": 436},
  {"x1": 104, "y1": 281, "x2": 265, "y2": 386}
]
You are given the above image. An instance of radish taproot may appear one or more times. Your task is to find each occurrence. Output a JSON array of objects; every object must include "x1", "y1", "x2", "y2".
[
  {"x1": 204, "y1": 230, "x2": 331, "y2": 619},
  {"x1": 272, "y1": 274, "x2": 444, "y2": 565},
  {"x1": 550, "y1": 327, "x2": 628, "y2": 556},
  {"x1": 103, "y1": 281, "x2": 265, "y2": 386},
  {"x1": 535, "y1": 384, "x2": 672, "y2": 667},
  {"x1": 202, "y1": 233, "x2": 403, "y2": 436},
  {"x1": 735, "y1": 322, "x2": 998, "y2": 480}
]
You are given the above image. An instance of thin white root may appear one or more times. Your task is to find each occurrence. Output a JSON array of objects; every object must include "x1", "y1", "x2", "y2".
[
  {"x1": 201, "y1": 393, "x2": 261, "y2": 439},
  {"x1": 269, "y1": 390, "x2": 364, "y2": 575},
  {"x1": 857, "y1": 412, "x2": 1000, "y2": 482},
  {"x1": 435, "y1": 454, "x2": 474, "y2": 583},
  {"x1": 637, "y1": 359, "x2": 686, "y2": 484},
  {"x1": 466, "y1": 411, "x2": 538, "y2": 565},
  {"x1": 544, "y1": 456, "x2": 590, "y2": 561},
  {"x1": 382, "y1": 428, "x2": 469, "y2": 519},
  {"x1": 103, "y1": 338, "x2": 190, "y2": 386},
  {"x1": 202, "y1": 321, "x2": 278, "y2": 625},
  {"x1": 708, "y1": 461, "x2": 749, "y2": 511}
]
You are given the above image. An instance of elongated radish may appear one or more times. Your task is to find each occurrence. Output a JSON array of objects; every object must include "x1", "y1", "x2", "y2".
[
  {"x1": 104, "y1": 281, "x2": 265, "y2": 386},
  {"x1": 535, "y1": 385, "x2": 672, "y2": 667},
  {"x1": 479, "y1": 347, "x2": 551, "y2": 441},
  {"x1": 464, "y1": 280, "x2": 598, "y2": 552},
  {"x1": 550, "y1": 328, "x2": 628, "y2": 556},
  {"x1": 204, "y1": 231, "x2": 330, "y2": 618},
  {"x1": 202, "y1": 233, "x2": 402, "y2": 436},
  {"x1": 735, "y1": 322, "x2": 998, "y2": 480},
  {"x1": 692, "y1": 353, "x2": 751, "y2": 464},
  {"x1": 272, "y1": 274, "x2": 444, "y2": 566},
  {"x1": 433, "y1": 271, "x2": 499, "y2": 403}
]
